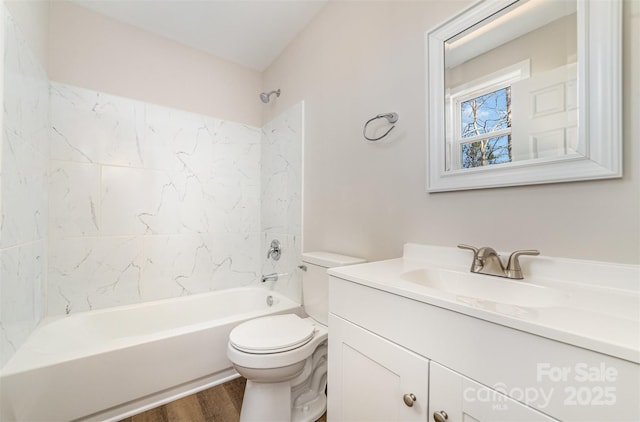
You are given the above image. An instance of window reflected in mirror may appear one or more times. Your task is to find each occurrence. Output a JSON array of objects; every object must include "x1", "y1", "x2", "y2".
[{"x1": 444, "y1": 0, "x2": 577, "y2": 172}]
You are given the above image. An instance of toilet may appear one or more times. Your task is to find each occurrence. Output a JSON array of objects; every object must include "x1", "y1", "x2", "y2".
[{"x1": 227, "y1": 251, "x2": 365, "y2": 422}]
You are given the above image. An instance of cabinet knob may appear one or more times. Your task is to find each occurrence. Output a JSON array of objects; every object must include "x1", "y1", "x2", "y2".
[
  {"x1": 403, "y1": 393, "x2": 417, "y2": 407},
  {"x1": 433, "y1": 410, "x2": 448, "y2": 422}
]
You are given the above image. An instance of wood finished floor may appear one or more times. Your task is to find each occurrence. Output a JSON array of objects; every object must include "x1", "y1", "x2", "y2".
[{"x1": 120, "y1": 377, "x2": 327, "y2": 422}]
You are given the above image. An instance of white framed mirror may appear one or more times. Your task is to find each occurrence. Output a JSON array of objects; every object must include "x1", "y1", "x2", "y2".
[{"x1": 426, "y1": 0, "x2": 622, "y2": 192}]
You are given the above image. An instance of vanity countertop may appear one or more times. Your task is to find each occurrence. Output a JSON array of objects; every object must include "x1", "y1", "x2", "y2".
[{"x1": 328, "y1": 243, "x2": 640, "y2": 364}]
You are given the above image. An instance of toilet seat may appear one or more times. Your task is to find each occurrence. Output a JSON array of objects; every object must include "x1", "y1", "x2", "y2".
[{"x1": 229, "y1": 314, "x2": 315, "y2": 354}]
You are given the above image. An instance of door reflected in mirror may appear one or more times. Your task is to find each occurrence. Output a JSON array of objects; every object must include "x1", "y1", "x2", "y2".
[{"x1": 444, "y1": 0, "x2": 577, "y2": 172}]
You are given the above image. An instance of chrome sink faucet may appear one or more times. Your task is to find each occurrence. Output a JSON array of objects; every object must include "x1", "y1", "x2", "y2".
[{"x1": 458, "y1": 244, "x2": 540, "y2": 280}]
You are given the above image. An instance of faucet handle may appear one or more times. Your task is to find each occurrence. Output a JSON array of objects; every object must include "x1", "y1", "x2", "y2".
[
  {"x1": 458, "y1": 244, "x2": 483, "y2": 272},
  {"x1": 267, "y1": 239, "x2": 282, "y2": 261},
  {"x1": 457, "y1": 244, "x2": 479, "y2": 254},
  {"x1": 506, "y1": 250, "x2": 540, "y2": 279}
]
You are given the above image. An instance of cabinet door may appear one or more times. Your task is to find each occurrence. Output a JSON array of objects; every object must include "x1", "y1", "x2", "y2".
[
  {"x1": 328, "y1": 314, "x2": 429, "y2": 421},
  {"x1": 429, "y1": 362, "x2": 558, "y2": 422}
]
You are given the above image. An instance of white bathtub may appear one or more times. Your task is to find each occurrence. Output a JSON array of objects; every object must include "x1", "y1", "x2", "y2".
[{"x1": 0, "y1": 287, "x2": 302, "y2": 422}]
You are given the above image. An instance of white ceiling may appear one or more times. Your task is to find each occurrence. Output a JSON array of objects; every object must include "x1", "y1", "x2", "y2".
[{"x1": 71, "y1": 0, "x2": 328, "y2": 72}]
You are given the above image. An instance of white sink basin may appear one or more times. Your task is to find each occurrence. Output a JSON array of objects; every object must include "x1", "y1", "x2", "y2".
[
  {"x1": 401, "y1": 268, "x2": 569, "y2": 308},
  {"x1": 329, "y1": 243, "x2": 640, "y2": 363}
]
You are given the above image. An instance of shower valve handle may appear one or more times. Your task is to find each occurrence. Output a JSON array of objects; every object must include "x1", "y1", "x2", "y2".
[{"x1": 267, "y1": 239, "x2": 282, "y2": 261}]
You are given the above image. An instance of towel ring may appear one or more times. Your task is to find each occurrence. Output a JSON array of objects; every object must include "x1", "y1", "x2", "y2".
[{"x1": 363, "y1": 112, "x2": 399, "y2": 141}]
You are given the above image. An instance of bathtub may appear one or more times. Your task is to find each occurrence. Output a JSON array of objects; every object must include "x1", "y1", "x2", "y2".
[{"x1": 0, "y1": 287, "x2": 302, "y2": 422}]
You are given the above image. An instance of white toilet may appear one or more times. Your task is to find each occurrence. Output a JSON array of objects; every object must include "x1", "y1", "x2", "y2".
[{"x1": 227, "y1": 251, "x2": 365, "y2": 422}]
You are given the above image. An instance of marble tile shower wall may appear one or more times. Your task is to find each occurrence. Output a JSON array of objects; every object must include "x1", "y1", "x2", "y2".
[
  {"x1": 261, "y1": 103, "x2": 303, "y2": 303},
  {"x1": 1, "y1": 10, "x2": 49, "y2": 368},
  {"x1": 48, "y1": 82, "x2": 263, "y2": 315}
]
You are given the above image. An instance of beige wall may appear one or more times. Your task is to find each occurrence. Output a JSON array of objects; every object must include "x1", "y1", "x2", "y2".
[
  {"x1": 48, "y1": 1, "x2": 262, "y2": 127},
  {"x1": 263, "y1": 0, "x2": 640, "y2": 264}
]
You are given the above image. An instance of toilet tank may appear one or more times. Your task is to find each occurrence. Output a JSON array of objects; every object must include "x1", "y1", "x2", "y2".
[{"x1": 301, "y1": 252, "x2": 365, "y2": 325}]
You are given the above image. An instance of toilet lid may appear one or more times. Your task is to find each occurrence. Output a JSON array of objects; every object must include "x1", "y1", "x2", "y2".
[{"x1": 229, "y1": 314, "x2": 315, "y2": 354}]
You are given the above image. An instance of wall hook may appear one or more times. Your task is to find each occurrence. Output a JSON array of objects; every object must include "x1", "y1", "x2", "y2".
[{"x1": 363, "y1": 112, "x2": 399, "y2": 141}]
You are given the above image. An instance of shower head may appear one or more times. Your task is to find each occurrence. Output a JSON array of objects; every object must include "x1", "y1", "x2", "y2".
[{"x1": 260, "y1": 89, "x2": 281, "y2": 104}]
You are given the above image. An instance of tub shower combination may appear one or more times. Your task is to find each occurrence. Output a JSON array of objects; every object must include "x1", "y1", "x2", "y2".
[
  {"x1": 0, "y1": 288, "x2": 301, "y2": 421},
  {"x1": 0, "y1": 84, "x2": 304, "y2": 420},
  {"x1": 2, "y1": 8, "x2": 304, "y2": 420}
]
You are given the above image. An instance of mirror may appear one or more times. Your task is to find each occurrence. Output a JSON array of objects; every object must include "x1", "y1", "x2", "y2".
[{"x1": 426, "y1": 0, "x2": 622, "y2": 192}]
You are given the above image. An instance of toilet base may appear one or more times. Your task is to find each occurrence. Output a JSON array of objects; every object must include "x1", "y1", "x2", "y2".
[
  {"x1": 239, "y1": 379, "x2": 327, "y2": 422},
  {"x1": 291, "y1": 381, "x2": 327, "y2": 422},
  {"x1": 240, "y1": 380, "x2": 292, "y2": 422}
]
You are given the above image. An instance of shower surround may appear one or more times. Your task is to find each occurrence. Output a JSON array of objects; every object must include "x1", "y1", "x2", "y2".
[
  {"x1": 1, "y1": 9, "x2": 49, "y2": 370},
  {"x1": 1, "y1": 6, "x2": 303, "y2": 368},
  {"x1": 48, "y1": 83, "x2": 263, "y2": 315}
]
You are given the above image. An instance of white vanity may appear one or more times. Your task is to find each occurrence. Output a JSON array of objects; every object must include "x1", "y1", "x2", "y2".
[{"x1": 327, "y1": 244, "x2": 639, "y2": 421}]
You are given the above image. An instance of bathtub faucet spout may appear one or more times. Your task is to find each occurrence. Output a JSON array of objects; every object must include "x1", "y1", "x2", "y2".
[{"x1": 261, "y1": 273, "x2": 288, "y2": 283}]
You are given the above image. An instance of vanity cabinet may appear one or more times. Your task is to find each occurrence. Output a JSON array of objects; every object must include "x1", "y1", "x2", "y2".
[
  {"x1": 327, "y1": 314, "x2": 429, "y2": 421},
  {"x1": 329, "y1": 313, "x2": 557, "y2": 422},
  {"x1": 328, "y1": 273, "x2": 640, "y2": 422}
]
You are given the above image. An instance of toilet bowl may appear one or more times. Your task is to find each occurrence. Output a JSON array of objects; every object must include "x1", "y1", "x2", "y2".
[{"x1": 227, "y1": 251, "x2": 365, "y2": 422}]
